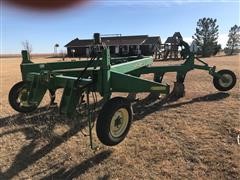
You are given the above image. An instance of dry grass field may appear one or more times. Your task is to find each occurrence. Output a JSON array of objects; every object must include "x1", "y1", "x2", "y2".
[{"x1": 0, "y1": 55, "x2": 239, "y2": 179}]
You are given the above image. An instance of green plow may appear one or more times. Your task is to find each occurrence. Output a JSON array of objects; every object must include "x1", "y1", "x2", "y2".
[{"x1": 9, "y1": 33, "x2": 236, "y2": 147}]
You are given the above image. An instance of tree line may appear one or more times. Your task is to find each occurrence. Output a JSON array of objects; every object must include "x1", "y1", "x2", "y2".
[{"x1": 193, "y1": 17, "x2": 240, "y2": 57}]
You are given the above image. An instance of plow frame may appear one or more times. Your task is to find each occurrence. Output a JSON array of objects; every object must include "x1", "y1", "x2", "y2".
[
  {"x1": 20, "y1": 41, "x2": 220, "y2": 118},
  {"x1": 10, "y1": 38, "x2": 236, "y2": 147}
]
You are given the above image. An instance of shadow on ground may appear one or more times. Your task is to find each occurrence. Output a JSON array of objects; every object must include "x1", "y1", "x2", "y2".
[
  {"x1": 132, "y1": 92, "x2": 230, "y2": 120},
  {"x1": 42, "y1": 150, "x2": 112, "y2": 180},
  {"x1": 0, "y1": 92, "x2": 230, "y2": 179}
]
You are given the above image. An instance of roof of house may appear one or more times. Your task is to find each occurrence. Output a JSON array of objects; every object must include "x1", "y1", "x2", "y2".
[
  {"x1": 102, "y1": 35, "x2": 148, "y2": 46},
  {"x1": 64, "y1": 38, "x2": 93, "y2": 47},
  {"x1": 142, "y1": 36, "x2": 161, "y2": 45},
  {"x1": 65, "y1": 35, "x2": 161, "y2": 47}
]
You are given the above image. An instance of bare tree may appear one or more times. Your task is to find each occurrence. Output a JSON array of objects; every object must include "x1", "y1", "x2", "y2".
[{"x1": 22, "y1": 40, "x2": 33, "y2": 54}]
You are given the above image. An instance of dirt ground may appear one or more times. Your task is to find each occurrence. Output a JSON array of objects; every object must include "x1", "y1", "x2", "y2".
[{"x1": 0, "y1": 55, "x2": 239, "y2": 179}]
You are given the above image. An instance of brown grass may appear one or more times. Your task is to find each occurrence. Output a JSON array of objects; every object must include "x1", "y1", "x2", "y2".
[{"x1": 0, "y1": 55, "x2": 239, "y2": 179}]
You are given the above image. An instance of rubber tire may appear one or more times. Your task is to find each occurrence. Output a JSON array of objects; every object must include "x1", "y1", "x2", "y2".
[
  {"x1": 8, "y1": 81, "x2": 37, "y2": 113},
  {"x1": 96, "y1": 97, "x2": 133, "y2": 146},
  {"x1": 213, "y1": 70, "x2": 236, "y2": 91}
]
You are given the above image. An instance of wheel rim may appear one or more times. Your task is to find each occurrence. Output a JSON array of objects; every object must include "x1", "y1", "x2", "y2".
[
  {"x1": 17, "y1": 88, "x2": 32, "y2": 107},
  {"x1": 110, "y1": 108, "x2": 129, "y2": 138},
  {"x1": 219, "y1": 74, "x2": 233, "y2": 88}
]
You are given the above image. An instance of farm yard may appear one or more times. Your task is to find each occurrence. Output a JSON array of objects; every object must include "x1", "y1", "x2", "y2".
[{"x1": 0, "y1": 54, "x2": 239, "y2": 179}]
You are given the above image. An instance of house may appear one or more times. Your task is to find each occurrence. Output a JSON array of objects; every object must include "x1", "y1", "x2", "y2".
[{"x1": 64, "y1": 35, "x2": 161, "y2": 57}]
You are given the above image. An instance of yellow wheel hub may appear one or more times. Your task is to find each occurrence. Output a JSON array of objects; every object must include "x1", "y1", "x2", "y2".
[{"x1": 110, "y1": 108, "x2": 129, "y2": 138}]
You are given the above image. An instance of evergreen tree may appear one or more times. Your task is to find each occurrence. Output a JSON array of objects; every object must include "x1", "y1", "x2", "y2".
[
  {"x1": 226, "y1": 25, "x2": 240, "y2": 55},
  {"x1": 193, "y1": 18, "x2": 219, "y2": 57}
]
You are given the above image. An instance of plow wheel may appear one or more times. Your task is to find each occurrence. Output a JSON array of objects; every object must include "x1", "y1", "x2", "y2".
[
  {"x1": 8, "y1": 81, "x2": 37, "y2": 113},
  {"x1": 213, "y1": 69, "x2": 236, "y2": 91},
  {"x1": 96, "y1": 97, "x2": 132, "y2": 146}
]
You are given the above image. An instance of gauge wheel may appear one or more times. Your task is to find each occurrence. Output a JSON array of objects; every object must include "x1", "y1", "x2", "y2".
[
  {"x1": 213, "y1": 70, "x2": 236, "y2": 91},
  {"x1": 96, "y1": 97, "x2": 133, "y2": 146},
  {"x1": 8, "y1": 81, "x2": 37, "y2": 113}
]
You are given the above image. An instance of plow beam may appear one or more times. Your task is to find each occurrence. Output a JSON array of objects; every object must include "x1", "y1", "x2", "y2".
[{"x1": 110, "y1": 71, "x2": 170, "y2": 94}]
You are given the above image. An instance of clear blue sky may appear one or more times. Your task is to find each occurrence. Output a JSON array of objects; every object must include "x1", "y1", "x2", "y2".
[{"x1": 1, "y1": 0, "x2": 239, "y2": 54}]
